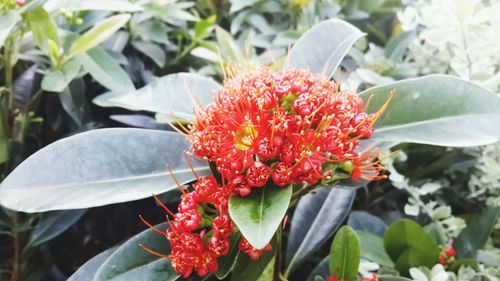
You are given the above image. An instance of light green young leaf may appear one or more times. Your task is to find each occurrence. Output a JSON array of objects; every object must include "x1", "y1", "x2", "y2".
[
  {"x1": 66, "y1": 14, "x2": 130, "y2": 61},
  {"x1": 229, "y1": 185, "x2": 292, "y2": 249},
  {"x1": 329, "y1": 226, "x2": 361, "y2": 281},
  {"x1": 0, "y1": 11, "x2": 21, "y2": 48},
  {"x1": 41, "y1": 59, "x2": 81, "y2": 92},
  {"x1": 23, "y1": 7, "x2": 59, "y2": 53},
  {"x1": 0, "y1": 129, "x2": 211, "y2": 212},
  {"x1": 77, "y1": 47, "x2": 135, "y2": 92}
]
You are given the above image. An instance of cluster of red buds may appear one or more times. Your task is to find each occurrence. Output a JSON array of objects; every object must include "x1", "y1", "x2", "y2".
[
  {"x1": 328, "y1": 271, "x2": 377, "y2": 281},
  {"x1": 141, "y1": 174, "x2": 271, "y2": 277},
  {"x1": 438, "y1": 245, "x2": 456, "y2": 265},
  {"x1": 142, "y1": 67, "x2": 390, "y2": 278},
  {"x1": 189, "y1": 67, "x2": 389, "y2": 195}
]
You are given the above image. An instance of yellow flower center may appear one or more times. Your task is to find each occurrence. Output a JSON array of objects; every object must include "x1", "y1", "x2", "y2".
[{"x1": 234, "y1": 122, "x2": 257, "y2": 150}]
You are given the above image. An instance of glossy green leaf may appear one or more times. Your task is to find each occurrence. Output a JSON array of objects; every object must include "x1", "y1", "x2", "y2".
[
  {"x1": 58, "y1": 78, "x2": 88, "y2": 126},
  {"x1": 289, "y1": 19, "x2": 364, "y2": 78},
  {"x1": 348, "y1": 211, "x2": 387, "y2": 237},
  {"x1": 45, "y1": 0, "x2": 143, "y2": 12},
  {"x1": 383, "y1": 219, "x2": 440, "y2": 276},
  {"x1": 329, "y1": 226, "x2": 361, "y2": 281},
  {"x1": 27, "y1": 209, "x2": 86, "y2": 248},
  {"x1": 23, "y1": 7, "x2": 59, "y2": 52},
  {"x1": 229, "y1": 186, "x2": 291, "y2": 249},
  {"x1": 454, "y1": 207, "x2": 500, "y2": 258},
  {"x1": 285, "y1": 188, "x2": 355, "y2": 276},
  {"x1": 93, "y1": 73, "x2": 221, "y2": 121},
  {"x1": 0, "y1": 11, "x2": 21, "y2": 48},
  {"x1": 216, "y1": 233, "x2": 241, "y2": 279},
  {"x1": 0, "y1": 129, "x2": 211, "y2": 212},
  {"x1": 94, "y1": 222, "x2": 179, "y2": 281},
  {"x1": 231, "y1": 240, "x2": 276, "y2": 281},
  {"x1": 77, "y1": 47, "x2": 135, "y2": 92},
  {"x1": 41, "y1": 59, "x2": 81, "y2": 92},
  {"x1": 360, "y1": 75, "x2": 500, "y2": 147},
  {"x1": 66, "y1": 14, "x2": 130, "y2": 60},
  {"x1": 67, "y1": 248, "x2": 116, "y2": 281},
  {"x1": 356, "y1": 230, "x2": 394, "y2": 268},
  {"x1": 377, "y1": 276, "x2": 413, "y2": 281},
  {"x1": 131, "y1": 41, "x2": 166, "y2": 68},
  {"x1": 306, "y1": 256, "x2": 329, "y2": 281}
]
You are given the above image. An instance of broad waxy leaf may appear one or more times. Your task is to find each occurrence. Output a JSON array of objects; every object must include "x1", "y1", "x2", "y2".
[
  {"x1": 27, "y1": 209, "x2": 86, "y2": 248},
  {"x1": 0, "y1": 129, "x2": 211, "y2": 212},
  {"x1": 348, "y1": 211, "x2": 387, "y2": 237},
  {"x1": 356, "y1": 230, "x2": 394, "y2": 268},
  {"x1": 67, "y1": 248, "x2": 116, "y2": 281},
  {"x1": 228, "y1": 185, "x2": 292, "y2": 249},
  {"x1": 289, "y1": 19, "x2": 364, "y2": 78},
  {"x1": 94, "y1": 222, "x2": 179, "y2": 281},
  {"x1": 360, "y1": 75, "x2": 500, "y2": 147},
  {"x1": 306, "y1": 256, "x2": 329, "y2": 281},
  {"x1": 454, "y1": 207, "x2": 500, "y2": 258},
  {"x1": 77, "y1": 47, "x2": 135, "y2": 92},
  {"x1": 93, "y1": 73, "x2": 221, "y2": 121},
  {"x1": 329, "y1": 226, "x2": 361, "y2": 281},
  {"x1": 285, "y1": 188, "x2": 356, "y2": 277},
  {"x1": 383, "y1": 219, "x2": 440, "y2": 276},
  {"x1": 131, "y1": 41, "x2": 166, "y2": 68},
  {"x1": 66, "y1": 14, "x2": 130, "y2": 61},
  {"x1": 377, "y1": 277, "x2": 413, "y2": 281}
]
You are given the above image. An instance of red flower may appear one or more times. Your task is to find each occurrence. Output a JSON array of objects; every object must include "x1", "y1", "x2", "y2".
[{"x1": 238, "y1": 237, "x2": 272, "y2": 260}]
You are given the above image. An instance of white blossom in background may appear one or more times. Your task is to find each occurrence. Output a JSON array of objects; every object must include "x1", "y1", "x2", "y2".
[{"x1": 399, "y1": 0, "x2": 500, "y2": 91}]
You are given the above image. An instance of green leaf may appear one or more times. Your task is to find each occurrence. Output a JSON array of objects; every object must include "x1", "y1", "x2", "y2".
[
  {"x1": 45, "y1": 0, "x2": 143, "y2": 12},
  {"x1": 384, "y1": 31, "x2": 416, "y2": 63},
  {"x1": 131, "y1": 41, "x2": 166, "y2": 68},
  {"x1": 356, "y1": 230, "x2": 394, "y2": 268},
  {"x1": 360, "y1": 75, "x2": 500, "y2": 147},
  {"x1": 306, "y1": 256, "x2": 329, "y2": 281},
  {"x1": 0, "y1": 129, "x2": 211, "y2": 212},
  {"x1": 229, "y1": 185, "x2": 292, "y2": 249},
  {"x1": 329, "y1": 226, "x2": 361, "y2": 281},
  {"x1": 215, "y1": 26, "x2": 244, "y2": 62},
  {"x1": 383, "y1": 219, "x2": 440, "y2": 276},
  {"x1": 93, "y1": 73, "x2": 221, "y2": 121},
  {"x1": 94, "y1": 223, "x2": 180, "y2": 281},
  {"x1": 66, "y1": 14, "x2": 130, "y2": 61},
  {"x1": 285, "y1": 188, "x2": 355, "y2": 276},
  {"x1": 347, "y1": 211, "x2": 387, "y2": 237},
  {"x1": 448, "y1": 259, "x2": 479, "y2": 272},
  {"x1": 41, "y1": 59, "x2": 81, "y2": 92},
  {"x1": 216, "y1": 233, "x2": 241, "y2": 279},
  {"x1": 195, "y1": 15, "x2": 216, "y2": 39},
  {"x1": 231, "y1": 240, "x2": 276, "y2": 281},
  {"x1": 289, "y1": 19, "x2": 364, "y2": 78},
  {"x1": 77, "y1": 47, "x2": 135, "y2": 92},
  {"x1": 58, "y1": 78, "x2": 89, "y2": 126},
  {"x1": 0, "y1": 11, "x2": 21, "y2": 48},
  {"x1": 454, "y1": 207, "x2": 500, "y2": 258},
  {"x1": 314, "y1": 277, "x2": 326, "y2": 281},
  {"x1": 0, "y1": 105, "x2": 9, "y2": 164},
  {"x1": 67, "y1": 248, "x2": 116, "y2": 281},
  {"x1": 23, "y1": 7, "x2": 59, "y2": 53},
  {"x1": 377, "y1": 276, "x2": 413, "y2": 281},
  {"x1": 27, "y1": 210, "x2": 86, "y2": 248}
]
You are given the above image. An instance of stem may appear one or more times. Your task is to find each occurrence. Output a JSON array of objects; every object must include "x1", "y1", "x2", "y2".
[
  {"x1": 274, "y1": 227, "x2": 288, "y2": 281},
  {"x1": 4, "y1": 36, "x2": 13, "y2": 110},
  {"x1": 9, "y1": 212, "x2": 21, "y2": 281}
]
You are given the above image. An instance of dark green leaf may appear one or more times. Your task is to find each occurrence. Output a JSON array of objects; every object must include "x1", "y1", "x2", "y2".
[
  {"x1": 454, "y1": 207, "x2": 500, "y2": 258},
  {"x1": 329, "y1": 226, "x2": 361, "y2": 281},
  {"x1": 306, "y1": 256, "x2": 329, "y2": 281},
  {"x1": 67, "y1": 248, "x2": 116, "y2": 281},
  {"x1": 131, "y1": 41, "x2": 166, "y2": 68},
  {"x1": 348, "y1": 211, "x2": 387, "y2": 237},
  {"x1": 231, "y1": 240, "x2": 275, "y2": 281},
  {"x1": 229, "y1": 185, "x2": 291, "y2": 249},
  {"x1": 285, "y1": 188, "x2": 355, "y2": 276},
  {"x1": 289, "y1": 19, "x2": 364, "y2": 78},
  {"x1": 94, "y1": 223, "x2": 179, "y2": 281},
  {"x1": 360, "y1": 75, "x2": 500, "y2": 147},
  {"x1": 383, "y1": 219, "x2": 439, "y2": 276},
  {"x1": 59, "y1": 78, "x2": 89, "y2": 126},
  {"x1": 0, "y1": 129, "x2": 211, "y2": 212},
  {"x1": 27, "y1": 209, "x2": 86, "y2": 248}
]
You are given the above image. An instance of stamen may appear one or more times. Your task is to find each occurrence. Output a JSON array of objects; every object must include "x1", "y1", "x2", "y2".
[
  {"x1": 166, "y1": 165, "x2": 188, "y2": 195},
  {"x1": 139, "y1": 244, "x2": 170, "y2": 259},
  {"x1": 139, "y1": 214, "x2": 168, "y2": 235}
]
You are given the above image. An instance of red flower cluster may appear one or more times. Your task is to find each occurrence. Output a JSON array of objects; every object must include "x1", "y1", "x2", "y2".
[
  {"x1": 438, "y1": 245, "x2": 456, "y2": 265},
  {"x1": 142, "y1": 175, "x2": 271, "y2": 277},
  {"x1": 190, "y1": 67, "x2": 386, "y2": 195},
  {"x1": 328, "y1": 273, "x2": 377, "y2": 281}
]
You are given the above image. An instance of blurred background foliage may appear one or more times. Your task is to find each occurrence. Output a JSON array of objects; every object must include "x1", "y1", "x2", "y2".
[{"x1": 0, "y1": 0, "x2": 498, "y2": 280}]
